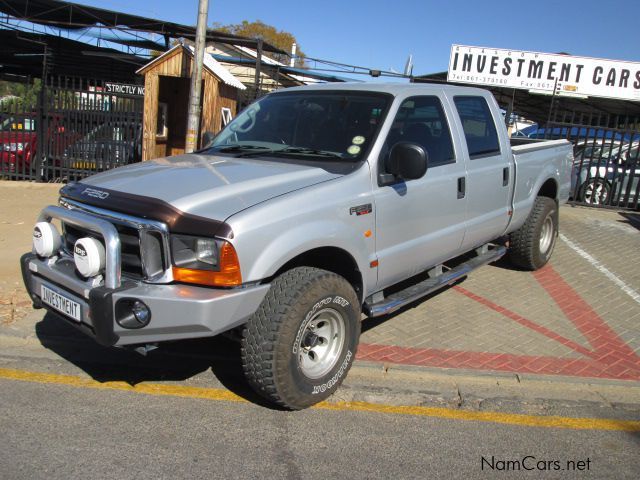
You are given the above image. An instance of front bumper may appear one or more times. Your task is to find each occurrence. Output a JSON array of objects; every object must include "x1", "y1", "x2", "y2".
[{"x1": 21, "y1": 253, "x2": 269, "y2": 347}]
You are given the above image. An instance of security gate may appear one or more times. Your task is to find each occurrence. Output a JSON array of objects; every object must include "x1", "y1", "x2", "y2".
[
  {"x1": 542, "y1": 110, "x2": 640, "y2": 210},
  {"x1": 0, "y1": 76, "x2": 143, "y2": 182}
]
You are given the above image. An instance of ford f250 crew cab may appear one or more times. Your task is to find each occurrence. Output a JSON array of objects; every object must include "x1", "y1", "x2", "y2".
[{"x1": 21, "y1": 83, "x2": 572, "y2": 409}]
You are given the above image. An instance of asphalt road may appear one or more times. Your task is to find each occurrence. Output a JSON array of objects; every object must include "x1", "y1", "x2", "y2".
[
  {"x1": 1, "y1": 363, "x2": 639, "y2": 480},
  {"x1": 0, "y1": 308, "x2": 638, "y2": 480}
]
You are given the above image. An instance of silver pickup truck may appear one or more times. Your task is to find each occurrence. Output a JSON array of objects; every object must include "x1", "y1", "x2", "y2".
[{"x1": 21, "y1": 83, "x2": 572, "y2": 409}]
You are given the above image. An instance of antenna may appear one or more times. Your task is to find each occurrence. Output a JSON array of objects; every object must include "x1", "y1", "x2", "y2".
[
  {"x1": 403, "y1": 54, "x2": 413, "y2": 76},
  {"x1": 290, "y1": 42, "x2": 297, "y2": 67}
]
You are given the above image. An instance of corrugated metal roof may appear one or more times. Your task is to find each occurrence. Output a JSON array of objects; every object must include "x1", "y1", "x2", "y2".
[
  {"x1": 191, "y1": 46, "x2": 246, "y2": 90},
  {"x1": 230, "y1": 45, "x2": 321, "y2": 84},
  {"x1": 210, "y1": 52, "x2": 354, "y2": 83},
  {"x1": 136, "y1": 45, "x2": 245, "y2": 90}
]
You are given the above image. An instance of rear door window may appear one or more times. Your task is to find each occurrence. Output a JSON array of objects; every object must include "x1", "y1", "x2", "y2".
[{"x1": 453, "y1": 96, "x2": 501, "y2": 159}]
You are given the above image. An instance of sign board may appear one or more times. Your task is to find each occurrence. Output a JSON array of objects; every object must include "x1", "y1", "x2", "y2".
[
  {"x1": 448, "y1": 45, "x2": 640, "y2": 101},
  {"x1": 104, "y1": 82, "x2": 145, "y2": 96}
]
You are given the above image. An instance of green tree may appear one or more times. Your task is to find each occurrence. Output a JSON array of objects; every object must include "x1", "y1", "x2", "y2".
[
  {"x1": 0, "y1": 79, "x2": 41, "y2": 108},
  {"x1": 213, "y1": 20, "x2": 305, "y2": 67}
]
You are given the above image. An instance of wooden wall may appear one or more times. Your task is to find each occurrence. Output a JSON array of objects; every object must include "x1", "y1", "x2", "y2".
[
  {"x1": 141, "y1": 47, "x2": 239, "y2": 161},
  {"x1": 200, "y1": 77, "x2": 237, "y2": 138}
]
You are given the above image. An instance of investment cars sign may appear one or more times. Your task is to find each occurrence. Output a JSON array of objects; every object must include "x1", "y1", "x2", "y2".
[{"x1": 448, "y1": 45, "x2": 640, "y2": 101}]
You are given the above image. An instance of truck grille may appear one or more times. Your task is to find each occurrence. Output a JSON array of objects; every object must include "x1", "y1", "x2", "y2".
[
  {"x1": 59, "y1": 198, "x2": 171, "y2": 283},
  {"x1": 63, "y1": 223, "x2": 144, "y2": 278}
]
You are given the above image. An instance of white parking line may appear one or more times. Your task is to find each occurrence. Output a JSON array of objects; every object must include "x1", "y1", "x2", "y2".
[{"x1": 559, "y1": 233, "x2": 640, "y2": 306}]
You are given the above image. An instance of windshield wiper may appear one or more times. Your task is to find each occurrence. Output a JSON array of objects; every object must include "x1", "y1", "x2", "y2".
[
  {"x1": 214, "y1": 145, "x2": 273, "y2": 154},
  {"x1": 276, "y1": 147, "x2": 343, "y2": 159},
  {"x1": 214, "y1": 145, "x2": 345, "y2": 160}
]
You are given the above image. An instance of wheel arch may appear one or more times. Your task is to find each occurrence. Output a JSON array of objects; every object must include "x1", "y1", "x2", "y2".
[
  {"x1": 271, "y1": 247, "x2": 364, "y2": 304},
  {"x1": 538, "y1": 177, "x2": 559, "y2": 202}
]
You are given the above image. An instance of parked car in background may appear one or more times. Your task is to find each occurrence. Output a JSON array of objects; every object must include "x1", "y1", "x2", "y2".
[
  {"x1": 63, "y1": 122, "x2": 141, "y2": 171},
  {"x1": 0, "y1": 114, "x2": 38, "y2": 174},
  {"x1": 571, "y1": 140, "x2": 639, "y2": 205},
  {"x1": 573, "y1": 138, "x2": 623, "y2": 161},
  {"x1": 0, "y1": 113, "x2": 81, "y2": 176}
]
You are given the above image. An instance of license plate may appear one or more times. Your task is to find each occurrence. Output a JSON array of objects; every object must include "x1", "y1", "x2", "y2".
[{"x1": 40, "y1": 285, "x2": 82, "y2": 322}]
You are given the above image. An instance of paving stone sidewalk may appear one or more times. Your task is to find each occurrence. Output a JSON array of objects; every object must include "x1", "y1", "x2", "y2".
[{"x1": 360, "y1": 206, "x2": 640, "y2": 382}]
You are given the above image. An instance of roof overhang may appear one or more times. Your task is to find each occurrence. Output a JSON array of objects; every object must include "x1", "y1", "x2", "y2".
[
  {"x1": 0, "y1": 28, "x2": 145, "y2": 81},
  {"x1": 0, "y1": 0, "x2": 287, "y2": 54}
]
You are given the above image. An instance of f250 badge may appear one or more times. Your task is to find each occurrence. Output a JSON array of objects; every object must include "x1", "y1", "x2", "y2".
[
  {"x1": 349, "y1": 204, "x2": 372, "y2": 216},
  {"x1": 82, "y1": 188, "x2": 109, "y2": 199}
]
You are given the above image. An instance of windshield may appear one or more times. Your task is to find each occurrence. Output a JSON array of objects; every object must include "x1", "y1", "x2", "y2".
[
  {"x1": 0, "y1": 116, "x2": 36, "y2": 132},
  {"x1": 210, "y1": 91, "x2": 391, "y2": 160}
]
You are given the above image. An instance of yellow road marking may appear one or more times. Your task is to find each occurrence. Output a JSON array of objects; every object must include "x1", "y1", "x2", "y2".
[{"x1": 1, "y1": 367, "x2": 638, "y2": 431}]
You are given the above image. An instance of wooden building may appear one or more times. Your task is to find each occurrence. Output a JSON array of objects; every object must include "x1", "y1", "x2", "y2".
[{"x1": 137, "y1": 44, "x2": 245, "y2": 160}]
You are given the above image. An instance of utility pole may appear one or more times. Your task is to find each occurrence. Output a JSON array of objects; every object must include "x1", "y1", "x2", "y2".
[
  {"x1": 253, "y1": 38, "x2": 263, "y2": 99},
  {"x1": 185, "y1": 0, "x2": 209, "y2": 153}
]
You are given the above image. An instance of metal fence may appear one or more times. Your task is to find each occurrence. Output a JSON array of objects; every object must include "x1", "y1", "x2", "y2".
[
  {"x1": 540, "y1": 111, "x2": 640, "y2": 210},
  {"x1": 0, "y1": 76, "x2": 143, "y2": 182}
]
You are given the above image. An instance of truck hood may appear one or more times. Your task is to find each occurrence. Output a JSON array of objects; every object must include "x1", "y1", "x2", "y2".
[{"x1": 76, "y1": 153, "x2": 343, "y2": 221}]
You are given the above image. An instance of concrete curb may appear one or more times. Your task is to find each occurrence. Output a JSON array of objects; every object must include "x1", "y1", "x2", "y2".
[
  {"x1": 5, "y1": 308, "x2": 640, "y2": 391},
  {"x1": 345, "y1": 360, "x2": 640, "y2": 416},
  {"x1": 1, "y1": 327, "x2": 639, "y2": 420}
]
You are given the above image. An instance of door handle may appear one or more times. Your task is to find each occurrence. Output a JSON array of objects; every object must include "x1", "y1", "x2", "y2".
[
  {"x1": 457, "y1": 177, "x2": 466, "y2": 199},
  {"x1": 503, "y1": 167, "x2": 510, "y2": 186}
]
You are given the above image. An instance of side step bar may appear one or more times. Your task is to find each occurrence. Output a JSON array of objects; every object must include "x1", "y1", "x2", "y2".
[{"x1": 363, "y1": 245, "x2": 506, "y2": 318}]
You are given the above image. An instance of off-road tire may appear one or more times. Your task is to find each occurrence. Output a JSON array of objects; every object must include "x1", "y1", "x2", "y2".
[
  {"x1": 241, "y1": 267, "x2": 360, "y2": 410},
  {"x1": 508, "y1": 196, "x2": 558, "y2": 270}
]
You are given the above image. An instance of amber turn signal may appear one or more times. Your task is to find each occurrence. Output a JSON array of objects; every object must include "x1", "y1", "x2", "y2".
[{"x1": 172, "y1": 241, "x2": 242, "y2": 287}]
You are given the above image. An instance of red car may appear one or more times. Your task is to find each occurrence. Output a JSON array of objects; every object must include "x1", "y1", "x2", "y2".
[{"x1": 0, "y1": 114, "x2": 80, "y2": 176}]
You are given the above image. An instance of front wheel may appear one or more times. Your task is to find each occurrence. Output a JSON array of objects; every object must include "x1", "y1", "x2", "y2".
[
  {"x1": 508, "y1": 196, "x2": 558, "y2": 270},
  {"x1": 241, "y1": 267, "x2": 360, "y2": 410}
]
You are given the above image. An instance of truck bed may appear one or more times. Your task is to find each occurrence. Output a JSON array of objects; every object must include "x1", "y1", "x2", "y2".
[
  {"x1": 510, "y1": 137, "x2": 571, "y2": 153},
  {"x1": 508, "y1": 138, "x2": 573, "y2": 233}
]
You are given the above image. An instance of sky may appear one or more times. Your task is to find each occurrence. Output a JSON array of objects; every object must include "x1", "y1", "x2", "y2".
[{"x1": 75, "y1": 0, "x2": 640, "y2": 79}]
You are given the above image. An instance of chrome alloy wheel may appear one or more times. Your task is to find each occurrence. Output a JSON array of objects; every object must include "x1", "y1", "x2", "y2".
[
  {"x1": 539, "y1": 212, "x2": 555, "y2": 255},
  {"x1": 297, "y1": 308, "x2": 346, "y2": 379},
  {"x1": 584, "y1": 181, "x2": 608, "y2": 205}
]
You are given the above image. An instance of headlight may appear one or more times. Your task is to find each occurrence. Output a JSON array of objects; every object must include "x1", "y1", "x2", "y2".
[
  {"x1": 3, "y1": 142, "x2": 24, "y2": 152},
  {"x1": 171, "y1": 235, "x2": 241, "y2": 287},
  {"x1": 171, "y1": 235, "x2": 219, "y2": 270}
]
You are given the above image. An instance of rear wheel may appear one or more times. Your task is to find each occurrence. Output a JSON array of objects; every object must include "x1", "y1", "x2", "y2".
[
  {"x1": 508, "y1": 196, "x2": 558, "y2": 270},
  {"x1": 241, "y1": 267, "x2": 360, "y2": 410}
]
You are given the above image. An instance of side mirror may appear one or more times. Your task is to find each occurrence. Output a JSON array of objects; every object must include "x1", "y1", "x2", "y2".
[
  {"x1": 381, "y1": 142, "x2": 428, "y2": 185},
  {"x1": 202, "y1": 131, "x2": 216, "y2": 149}
]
